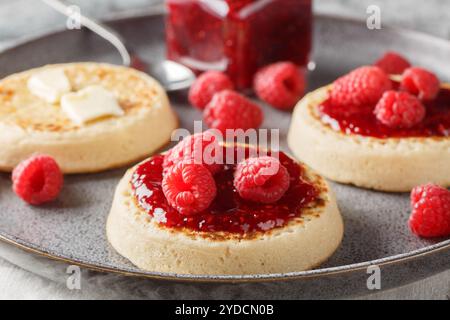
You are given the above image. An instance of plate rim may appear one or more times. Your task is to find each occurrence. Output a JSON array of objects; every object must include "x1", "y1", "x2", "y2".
[
  {"x1": 0, "y1": 10, "x2": 449, "y2": 283},
  {"x1": 1, "y1": 231, "x2": 449, "y2": 283}
]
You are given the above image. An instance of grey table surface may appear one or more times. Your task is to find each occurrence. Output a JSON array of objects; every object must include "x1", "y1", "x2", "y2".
[{"x1": 0, "y1": 0, "x2": 449, "y2": 300}]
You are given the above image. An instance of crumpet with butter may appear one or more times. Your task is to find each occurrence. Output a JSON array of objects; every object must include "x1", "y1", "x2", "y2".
[{"x1": 0, "y1": 63, "x2": 178, "y2": 173}]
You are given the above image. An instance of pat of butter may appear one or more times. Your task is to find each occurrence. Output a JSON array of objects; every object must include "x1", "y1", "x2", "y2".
[
  {"x1": 27, "y1": 68, "x2": 71, "y2": 103},
  {"x1": 61, "y1": 85, "x2": 124, "y2": 125}
]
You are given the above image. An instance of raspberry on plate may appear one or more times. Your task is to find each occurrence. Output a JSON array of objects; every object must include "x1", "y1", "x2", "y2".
[
  {"x1": 400, "y1": 67, "x2": 440, "y2": 101},
  {"x1": 234, "y1": 156, "x2": 290, "y2": 204},
  {"x1": 203, "y1": 90, "x2": 263, "y2": 133},
  {"x1": 12, "y1": 154, "x2": 63, "y2": 205},
  {"x1": 330, "y1": 66, "x2": 392, "y2": 116},
  {"x1": 162, "y1": 160, "x2": 217, "y2": 215},
  {"x1": 374, "y1": 91, "x2": 426, "y2": 128},
  {"x1": 163, "y1": 130, "x2": 223, "y2": 175},
  {"x1": 188, "y1": 71, "x2": 234, "y2": 110},
  {"x1": 409, "y1": 184, "x2": 450, "y2": 238},
  {"x1": 253, "y1": 61, "x2": 306, "y2": 110},
  {"x1": 374, "y1": 51, "x2": 411, "y2": 75}
]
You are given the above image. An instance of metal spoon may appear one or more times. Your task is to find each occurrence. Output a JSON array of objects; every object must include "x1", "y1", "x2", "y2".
[{"x1": 41, "y1": 0, "x2": 196, "y2": 91}]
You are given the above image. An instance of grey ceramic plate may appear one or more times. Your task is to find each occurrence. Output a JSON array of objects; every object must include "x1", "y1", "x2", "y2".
[{"x1": 0, "y1": 10, "x2": 449, "y2": 288}]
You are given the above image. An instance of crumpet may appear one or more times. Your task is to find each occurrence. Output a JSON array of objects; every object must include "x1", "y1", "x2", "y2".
[
  {"x1": 288, "y1": 86, "x2": 450, "y2": 192},
  {"x1": 0, "y1": 63, "x2": 178, "y2": 173},
  {"x1": 107, "y1": 146, "x2": 343, "y2": 275}
]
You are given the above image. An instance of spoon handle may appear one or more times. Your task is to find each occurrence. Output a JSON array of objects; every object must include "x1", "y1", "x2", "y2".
[{"x1": 41, "y1": 0, "x2": 132, "y2": 66}]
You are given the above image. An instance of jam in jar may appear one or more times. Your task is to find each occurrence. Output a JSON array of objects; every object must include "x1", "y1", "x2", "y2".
[{"x1": 165, "y1": 0, "x2": 313, "y2": 89}]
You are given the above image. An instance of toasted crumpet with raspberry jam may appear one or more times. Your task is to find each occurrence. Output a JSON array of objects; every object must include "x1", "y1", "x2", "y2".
[
  {"x1": 288, "y1": 84, "x2": 450, "y2": 192},
  {"x1": 0, "y1": 63, "x2": 177, "y2": 173},
  {"x1": 106, "y1": 143, "x2": 343, "y2": 275}
]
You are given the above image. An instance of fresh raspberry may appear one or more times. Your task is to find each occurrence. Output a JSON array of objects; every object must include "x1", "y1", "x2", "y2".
[
  {"x1": 400, "y1": 67, "x2": 440, "y2": 101},
  {"x1": 234, "y1": 156, "x2": 290, "y2": 204},
  {"x1": 162, "y1": 160, "x2": 217, "y2": 215},
  {"x1": 163, "y1": 131, "x2": 223, "y2": 175},
  {"x1": 203, "y1": 90, "x2": 263, "y2": 133},
  {"x1": 374, "y1": 91, "x2": 426, "y2": 128},
  {"x1": 188, "y1": 71, "x2": 234, "y2": 110},
  {"x1": 374, "y1": 51, "x2": 411, "y2": 75},
  {"x1": 330, "y1": 66, "x2": 392, "y2": 116},
  {"x1": 253, "y1": 61, "x2": 306, "y2": 110},
  {"x1": 12, "y1": 154, "x2": 63, "y2": 205},
  {"x1": 409, "y1": 184, "x2": 450, "y2": 238}
]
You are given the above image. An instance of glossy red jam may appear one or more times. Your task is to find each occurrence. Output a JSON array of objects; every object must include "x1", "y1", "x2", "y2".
[
  {"x1": 165, "y1": 0, "x2": 312, "y2": 89},
  {"x1": 131, "y1": 146, "x2": 319, "y2": 234},
  {"x1": 319, "y1": 88, "x2": 450, "y2": 138}
]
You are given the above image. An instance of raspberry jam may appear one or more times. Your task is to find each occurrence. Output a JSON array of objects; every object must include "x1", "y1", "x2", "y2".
[
  {"x1": 165, "y1": 0, "x2": 312, "y2": 89},
  {"x1": 319, "y1": 88, "x2": 450, "y2": 138},
  {"x1": 131, "y1": 146, "x2": 319, "y2": 234}
]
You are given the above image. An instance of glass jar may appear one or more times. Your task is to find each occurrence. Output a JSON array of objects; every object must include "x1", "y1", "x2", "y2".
[{"x1": 165, "y1": 0, "x2": 313, "y2": 90}]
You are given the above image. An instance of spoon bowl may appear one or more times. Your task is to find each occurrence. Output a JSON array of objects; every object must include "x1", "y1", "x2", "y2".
[{"x1": 147, "y1": 60, "x2": 197, "y2": 91}]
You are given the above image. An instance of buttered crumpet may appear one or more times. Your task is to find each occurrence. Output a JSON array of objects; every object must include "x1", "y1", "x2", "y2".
[{"x1": 0, "y1": 63, "x2": 178, "y2": 173}]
